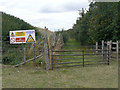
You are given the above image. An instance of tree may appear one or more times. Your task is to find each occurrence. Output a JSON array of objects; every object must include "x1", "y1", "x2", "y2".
[{"x1": 70, "y1": 2, "x2": 119, "y2": 45}]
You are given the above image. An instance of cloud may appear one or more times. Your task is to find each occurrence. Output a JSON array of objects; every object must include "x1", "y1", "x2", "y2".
[
  {"x1": 64, "y1": 2, "x2": 89, "y2": 11},
  {"x1": 28, "y1": 11, "x2": 79, "y2": 31},
  {"x1": 40, "y1": 7, "x2": 65, "y2": 13},
  {"x1": 39, "y1": 0, "x2": 89, "y2": 13},
  {"x1": 0, "y1": 0, "x2": 89, "y2": 31}
]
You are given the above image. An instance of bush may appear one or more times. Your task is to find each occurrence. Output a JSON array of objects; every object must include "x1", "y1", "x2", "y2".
[
  {"x1": 62, "y1": 32, "x2": 69, "y2": 43},
  {"x1": 2, "y1": 50, "x2": 23, "y2": 65}
]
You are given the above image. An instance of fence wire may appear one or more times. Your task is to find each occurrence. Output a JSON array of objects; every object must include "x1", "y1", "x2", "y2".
[{"x1": 2, "y1": 35, "x2": 44, "y2": 65}]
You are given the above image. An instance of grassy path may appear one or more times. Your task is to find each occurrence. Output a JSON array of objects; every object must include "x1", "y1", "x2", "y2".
[
  {"x1": 55, "y1": 39, "x2": 103, "y2": 66},
  {"x1": 63, "y1": 39, "x2": 81, "y2": 50},
  {"x1": 2, "y1": 39, "x2": 118, "y2": 88}
]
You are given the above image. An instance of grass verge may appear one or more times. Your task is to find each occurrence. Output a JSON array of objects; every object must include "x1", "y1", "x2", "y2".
[{"x1": 2, "y1": 61, "x2": 118, "y2": 88}]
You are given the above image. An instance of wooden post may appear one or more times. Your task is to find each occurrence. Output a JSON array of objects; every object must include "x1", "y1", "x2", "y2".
[
  {"x1": 107, "y1": 48, "x2": 110, "y2": 65},
  {"x1": 109, "y1": 40, "x2": 112, "y2": 59},
  {"x1": 102, "y1": 40, "x2": 104, "y2": 54},
  {"x1": 116, "y1": 41, "x2": 119, "y2": 62},
  {"x1": 23, "y1": 46, "x2": 26, "y2": 64},
  {"x1": 48, "y1": 37, "x2": 52, "y2": 70},
  {"x1": 83, "y1": 50, "x2": 84, "y2": 67},
  {"x1": 96, "y1": 42, "x2": 98, "y2": 53},
  {"x1": 102, "y1": 40, "x2": 104, "y2": 60},
  {"x1": 44, "y1": 26, "x2": 49, "y2": 70},
  {"x1": 107, "y1": 41, "x2": 109, "y2": 51},
  {"x1": 53, "y1": 33, "x2": 56, "y2": 47},
  {"x1": 33, "y1": 42, "x2": 36, "y2": 66},
  {"x1": 51, "y1": 48, "x2": 53, "y2": 70},
  {"x1": 107, "y1": 41, "x2": 110, "y2": 63},
  {"x1": 22, "y1": 44, "x2": 26, "y2": 65}
]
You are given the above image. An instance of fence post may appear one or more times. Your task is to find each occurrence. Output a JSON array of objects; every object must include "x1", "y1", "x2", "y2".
[
  {"x1": 102, "y1": 40, "x2": 104, "y2": 60},
  {"x1": 107, "y1": 47, "x2": 110, "y2": 65},
  {"x1": 116, "y1": 41, "x2": 119, "y2": 63},
  {"x1": 23, "y1": 46, "x2": 26, "y2": 64},
  {"x1": 44, "y1": 26, "x2": 49, "y2": 70},
  {"x1": 53, "y1": 33, "x2": 56, "y2": 47},
  {"x1": 83, "y1": 50, "x2": 84, "y2": 67},
  {"x1": 96, "y1": 42, "x2": 98, "y2": 53},
  {"x1": 107, "y1": 41, "x2": 111, "y2": 59},
  {"x1": 48, "y1": 36, "x2": 52, "y2": 70},
  {"x1": 22, "y1": 44, "x2": 26, "y2": 65},
  {"x1": 51, "y1": 48, "x2": 53, "y2": 70},
  {"x1": 33, "y1": 42, "x2": 36, "y2": 66},
  {"x1": 107, "y1": 41, "x2": 109, "y2": 51},
  {"x1": 109, "y1": 40, "x2": 112, "y2": 59},
  {"x1": 102, "y1": 40, "x2": 104, "y2": 54}
]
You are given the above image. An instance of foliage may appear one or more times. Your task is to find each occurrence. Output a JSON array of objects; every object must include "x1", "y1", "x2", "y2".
[
  {"x1": 35, "y1": 29, "x2": 42, "y2": 41},
  {"x1": 2, "y1": 12, "x2": 42, "y2": 65},
  {"x1": 69, "y1": 2, "x2": 120, "y2": 45},
  {"x1": 2, "y1": 12, "x2": 35, "y2": 41},
  {"x1": 61, "y1": 31, "x2": 69, "y2": 43},
  {"x1": 55, "y1": 29, "x2": 69, "y2": 43}
]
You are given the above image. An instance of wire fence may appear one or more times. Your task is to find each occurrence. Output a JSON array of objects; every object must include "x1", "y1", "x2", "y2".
[
  {"x1": 2, "y1": 35, "x2": 44, "y2": 65},
  {"x1": 1, "y1": 29, "x2": 63, "y2": 68}
]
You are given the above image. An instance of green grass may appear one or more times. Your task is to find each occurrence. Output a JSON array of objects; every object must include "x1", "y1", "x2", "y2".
[
  {"x1": 53, "y1": 39, "x2": 108, "y2": 67},
  {"x1": 2, "y1": 39, "x2": 118, "y2": 88},
  {"x1": 2, "y1": 61, "x2": 118, "y2": 88}
]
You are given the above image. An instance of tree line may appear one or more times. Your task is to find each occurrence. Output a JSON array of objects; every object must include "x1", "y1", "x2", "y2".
[
  {"x1": 2, "y1": 12, "x2": 42, "y2": 41},
  {"x1": 2, "y1": 12, "x2": 35, "y2": 41},
  {"x1": 67, "y1": 2, "x2": 120, "y2": 45}
]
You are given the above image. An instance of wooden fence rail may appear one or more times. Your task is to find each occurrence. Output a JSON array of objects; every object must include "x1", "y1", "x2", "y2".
[
  {"x1": 52, "y1": 49, "x2": 108, "y2": 52},
  {"x1": 14, "y1": 54, "x2": 43, "y2": 67},
  {"x1": 51, "y1": 49, "x2": 109, "y2": 69}
]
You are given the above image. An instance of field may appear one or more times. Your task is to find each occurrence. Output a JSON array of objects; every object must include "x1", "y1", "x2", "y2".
[
  {"x1": 2, "y1": 39, "x2": 118, "y2": 88},
  {"x1": 2, "y1": 61, "x2": 118, "y2": 88}
]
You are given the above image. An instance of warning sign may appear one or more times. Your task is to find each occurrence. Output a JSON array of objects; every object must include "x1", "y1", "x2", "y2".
[
  {"x1": 10, "y1": 30, "x2": 36, "y2": 44},
  {"x1": 15, "y1": 32, "x2": 25, "y2": 37},
  {"x1": 26, "y1": 34, "x2": 35, "y2": 42},
  {"x1": 11, "y1": 32, "x2": 15, "y2": 37}
]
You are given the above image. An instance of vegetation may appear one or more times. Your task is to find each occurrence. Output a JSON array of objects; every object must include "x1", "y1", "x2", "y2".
[
  {"x1": 55, "y1": 30, "x2": 69, "y2": 43},
  {"x1": 2, "y1": 58, "x2": 118, "y2": 88},
  {"x1": 2, "y1": 34, "x2": 118, "y2": 88},
  {"x1": 68, "y1": 2, "x2": 120, "y2": 45},
  {"x1": 2, "y1": 12, "x2": 42, "y2": 65},
  {"x1": 1, "y1": 2, "x2": 119, "y2": 88},
  {"x1": 2, "y1": 12, "x2": 35, "y2": 41}
]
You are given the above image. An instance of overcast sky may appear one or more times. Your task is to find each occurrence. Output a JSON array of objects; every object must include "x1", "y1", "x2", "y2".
[{"x1": 0, "y1": 0, "x2": 89, "y2": 31}]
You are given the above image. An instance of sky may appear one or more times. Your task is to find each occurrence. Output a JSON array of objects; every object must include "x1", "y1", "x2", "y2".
[{"x1": 0, "y1": 0, "x2": 90, "y2": 31}]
